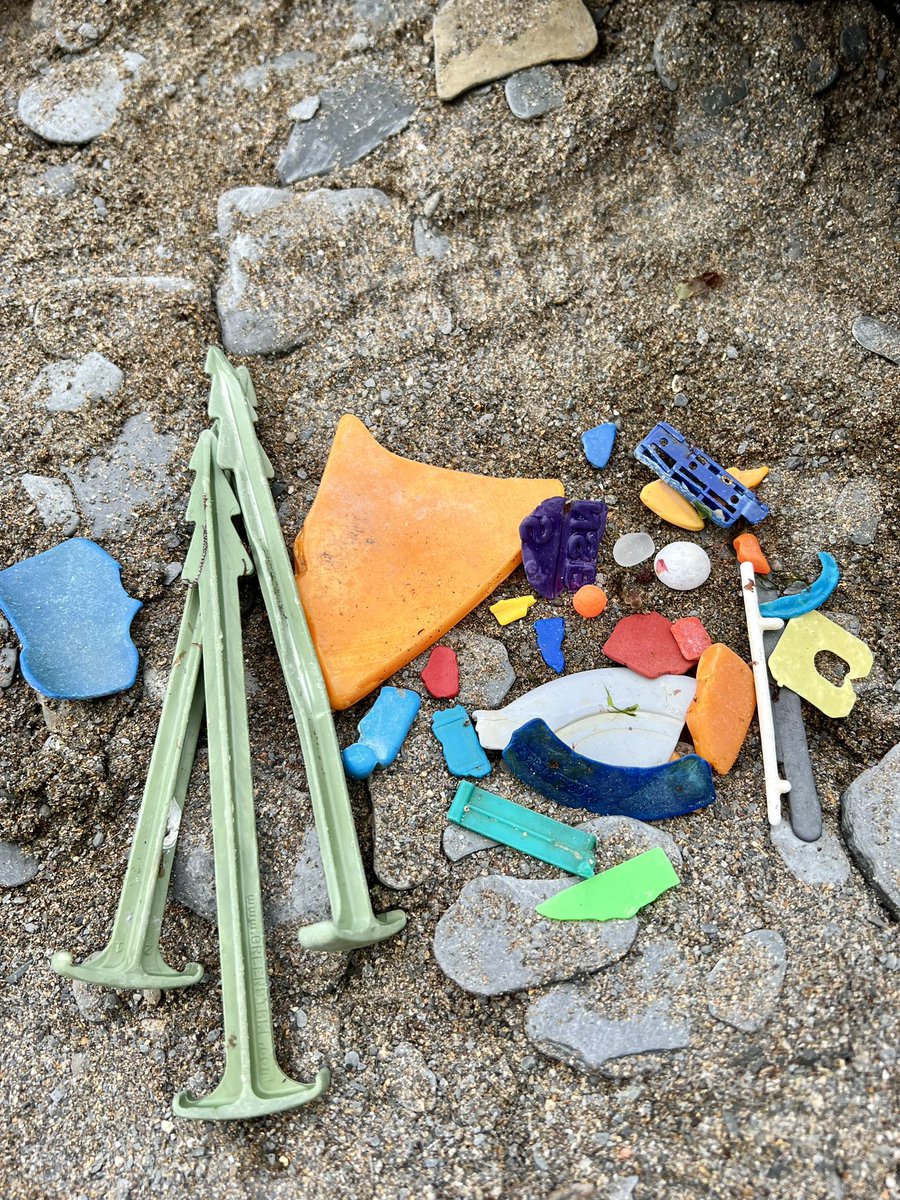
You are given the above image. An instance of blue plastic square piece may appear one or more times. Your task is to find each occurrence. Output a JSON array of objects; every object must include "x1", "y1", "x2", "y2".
[{"x1": 634, "y1": 423, "x2": 769, "y2": 528}]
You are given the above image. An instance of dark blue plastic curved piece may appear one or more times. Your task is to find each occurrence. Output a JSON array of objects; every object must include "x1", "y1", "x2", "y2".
[
  {"x1": 503, "y1": 718, "x2": 716, "y2": 820},
  {"x1": 758, "y1": 552, "x2": 839, "y2": 619},
  {"x1": 0, "y1": 538, "x2": 141, "y2": 699}
]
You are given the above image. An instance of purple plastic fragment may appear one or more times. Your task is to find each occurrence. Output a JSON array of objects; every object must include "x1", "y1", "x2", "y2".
[{"x1": 520, "y1": 498, "x2": 607, "y2": 599}]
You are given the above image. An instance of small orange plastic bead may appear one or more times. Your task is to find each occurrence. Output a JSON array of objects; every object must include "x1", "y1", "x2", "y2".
[{"x1": 573, "y1": 585, "x2": 608, "y2": 618}]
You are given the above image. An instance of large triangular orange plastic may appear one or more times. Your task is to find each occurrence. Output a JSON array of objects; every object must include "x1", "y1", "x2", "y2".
[{"x1": 293, "y1": 415, "x2": 563, "y2": 710}]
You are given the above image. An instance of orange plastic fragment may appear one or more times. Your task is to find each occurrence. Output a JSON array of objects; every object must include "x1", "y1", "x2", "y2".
[
  {"x1": 686, "y1": 643, "x2": 756, "y2": 774},
  {"x1": 732, "y1": 533, "x2": 770, "y2": 574},
  {"x1": 726, "y1": 465, "x2": 769, "y2": 490},
  {"x1": 639, "y1": 480, "x2": 705, "y2": 531},
  {"x1": 293, "y1": 415, "x2": 564, "y2": 709},
  {"x1": 573, "y1": 585, "x2": 607, "y2": 618}
]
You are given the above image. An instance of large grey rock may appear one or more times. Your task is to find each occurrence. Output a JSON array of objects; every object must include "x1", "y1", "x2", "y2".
[
  {"x1": 0, "y1": 842, "x2": 40, "y2": 887},
  {"x1": 505, "y1": 66, "x2": 565, "y2": 120},
  {"x1": 706, "y1": 929, "x2": 787, "y2": 1032},
  {"x1": 525, "y1": 939, "x2": 691, "y2": 1076},
  {"x1": 18, "y1": 52, "x2": 145, "y2": 144},
  {"x1": 276, "y1": 76, "x2": 415, "y2": 184},
  {"x1": 25, "y1": 352, "x2": 122, "y2": 412},
  {"x1": 852, "y1": 314, "x2": 900, "y2": 366},
  {"x1": 20, "y1": 474, "x2": 79, "y2": 534},
  {"x1": 433, "y1": 874, "x2": 637, "y2": 996},
  {"x1": 770, "y1": 821, "x2": 851, "y2": 887},
  {"x1": 842, "y1": 743, "x2": 900, "y2": 918}
]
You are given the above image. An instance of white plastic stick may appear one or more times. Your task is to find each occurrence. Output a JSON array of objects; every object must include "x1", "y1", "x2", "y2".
[{"x1": 739, "y1": 560, "x2": 791, "y2": 826}]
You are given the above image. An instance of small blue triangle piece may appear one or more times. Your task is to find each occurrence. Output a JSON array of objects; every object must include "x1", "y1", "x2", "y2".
[{"x1": 581, "y1": 423, "x2": 617, "y2": 469}]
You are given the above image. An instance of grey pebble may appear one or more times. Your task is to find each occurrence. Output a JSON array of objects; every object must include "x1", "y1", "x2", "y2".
[
  {"x1": 852, "y1": 314, "x2": 900, "y2": 365},
  {"x1": 20, "y1": 474, "x2": 79, "y2": 534},
  {"x1": 162, "y1": 562, "x2": 183, "y2": 586},
  {"x1": 0, "y1": 648, "x2": 17, "y2": 688},
  {"x1": 26, "y1": 351, "x2": 123, "y2": 412},
  {"x1": 71, "y1": 958, "x2": 121, "y2": 1022},
  {"x1": 18, "y1": 52, "x2": 145, "y2": 144},
  {"x1": 0, "y1": 842, "x2": 40, "y2": 887},
  {"x1": 770, "y1": 820, "x2": 851, "y2": 887},
  {"x1": 413, "y1": 217, "x2": 449, "y2": 261},
  {"x1": 288, "y1": 94, "x2": 320, "y2": 121},
  {"x1": 41, "y1": 163, "x2": 77, "y2": 196},
  {"x1": 504, "y1": 67, "x2": 564, "y2": 120},
  {"x1": 442, "y1": 823, "x2": 498, "y2": 862},
  {"x1": 841, "y1": 743, "x2": 900, "y2": 918},
  {"x1": 706, "y1": 929, "x2": 787, "y2": 1032},
  {"x1": 839, "y1": 25, "x2": 868, "y2": 68}
]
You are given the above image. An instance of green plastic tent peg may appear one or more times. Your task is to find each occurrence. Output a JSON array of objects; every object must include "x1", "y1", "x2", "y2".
[
  {"x1": 174, "y1": 430, "x2": 329, "y2": 1120},
  {"x1": 447, "y1": 780, "x2": 597, "y2": 878},
  {"x1": 204, "y1": 347, "x2": 406, "y2": 952},
  {"x1": 51, "y1": 551, "x2": 206, "y2": 991},
  {"x1": 535, "y1": 847, "x2": 680, "y2": 922}
]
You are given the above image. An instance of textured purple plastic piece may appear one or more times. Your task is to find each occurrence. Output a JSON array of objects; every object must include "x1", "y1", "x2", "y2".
[{"x1": 519, "y1": 498, "x2": 608, "y2": 599}]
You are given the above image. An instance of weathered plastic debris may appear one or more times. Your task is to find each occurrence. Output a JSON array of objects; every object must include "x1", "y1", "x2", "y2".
[
  {"x1": 602, "y1": 613, "x2": 693, "y2": 678},
  {"x1": 448, "y1": 779, "x2": 596, "y2": 878},
  {"x1": 293, "y1": 412, "x2": 563, "y2": 709},
  {"x1": 535, "y1": 616, "x2": 565, "y2": 673},
  {"x1": 581, "y1": 422, "x2": 617, "y2": 468},
  {"x1": 490, "y1": 595, "x2": 536, "y2": 626},
  {"x1": 0, "y1": 538, "x2": 141, "y2": 700},
  {"x1": 573, "y1": 584, "x2": 607, "y2": 618},
  {"x1": 432, "y1": 705, "x2": 491, "y2": 777},
  {"x1": 654, "y1": 541, "x2": 711, "y2": 591},
  {"x1": 474, "y1": 668, "x2": 697, "y2": 766},
  {"x1": 504, "y1": 718, "x2": 716, "y2": 820},
  {"x1": 420, "y1": 645, "x2": 460, "y2": 699},
  {"x1": 535, "y1": 847, "x2": 680, "y2": 921},
  {"x1": 342, "y1": 686, "x2": 421, "y2": 780},
  {"x1": 519, "y1": 496, "x2": 607, "y2": 598},
  {"x1": 758, "y1": 552, "x2": 840, "y2": 619},
  {"x1": 634, "y1": 423, "x2": 769, "y2": 528},
  {"x1": 640, "y1": 480, "x2": 705, "y2": 531},
  {"x1": 727, "y1": 465, "x2": 769, "y2": 490},
  {"x1": 613, "y1": 531, "x2": 656, "y2": 567},
  {"x1": 732, "y1": 532, "x2": 770, "y2": 574},
  {"x1": 686, "y1": 644, "x2": 756, "y2": 774},
  {"x1": 670, "y1": 616, "x2": 712, "y2": 663},
  {"x1": 768, "y1": 611, "x2": 874, "y2": 719}
]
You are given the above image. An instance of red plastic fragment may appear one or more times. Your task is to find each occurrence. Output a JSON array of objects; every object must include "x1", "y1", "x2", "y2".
[
  {"x1": 601, "y1": 613, "x2": 693, "y2": 679},
  {"x1": 670, "y1": 616, "x2": 713, "y2": 663},
  {"x1": 420, "y1": 645, "x2": 460, "y2": 699}
]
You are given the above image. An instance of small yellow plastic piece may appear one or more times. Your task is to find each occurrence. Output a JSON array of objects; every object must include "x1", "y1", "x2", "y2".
[
  {"x1": 768, "y1": 611, "x2": 874, "y2": 718},
  {"x1": 726, "y1": 465, "x2": 769, "y2": 489},
  {"x1": 490, "y1": 595, "x2": 537, "y2": 626},
  {"x1": 639, "y1": 480, "x2": 705, "y2": 531}
]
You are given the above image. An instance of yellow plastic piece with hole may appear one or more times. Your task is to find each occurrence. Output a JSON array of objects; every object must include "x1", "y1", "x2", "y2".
[{"x1": 768, "y1": 610, "x2": 874, "y2": 718}]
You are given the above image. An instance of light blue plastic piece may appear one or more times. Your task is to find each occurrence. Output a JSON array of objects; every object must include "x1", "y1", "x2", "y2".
[
  {"x1": 0, "y1": 538, "x2": 141, "y2": 699},
  {"x1": 581, "y1": 422, "x2": 617, "y2": 469},
  {"x1": 432, "y1": 705, "x2": 491, "y2": 778},
  {"x1": 341, "y1": 686, "x2": 421, "y2": 780},
  {"x1": 535, "y1": 616, "x2": 565, "y2": 673},
  {"x1": 758, "y1": 552, "x2": 840, "y2": 619}
]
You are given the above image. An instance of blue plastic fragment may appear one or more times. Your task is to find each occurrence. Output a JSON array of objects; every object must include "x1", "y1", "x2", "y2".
[
  {"x1": 432, "y1": 705, "x2": 491, "y2": 778},
  {"x1": 581, "y1": 423, "x2": 617, "y2": 469},
  {"x1": 503, "y1": 718, "x2": 716, "y2": 820},
  {"x1": 758, "y1": 552, "x2": 840, "y2": 619},
  {"x1": 535, "y1": 616, "x2": 565, "y2": 673},
  {"x1": 0, "y1": 538, "x2": 141, "y2": 700},
  {"x1": 342, "y1": 685, "x2": 421, "y2": 780},
  {"x1": 634, "y1": 422, "x2": 769, "y2": 528}
]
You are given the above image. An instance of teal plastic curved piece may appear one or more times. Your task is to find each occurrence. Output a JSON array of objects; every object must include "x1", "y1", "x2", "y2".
[
  {"x1": 0, "y1": 538, "x2": 141, "y2": 699},
  {"x1": 758, "y1": 552, "x2": 840, "y2": 619},
  {"x1": 342, "y1": 686, "x2": 421, "y2": 780}
]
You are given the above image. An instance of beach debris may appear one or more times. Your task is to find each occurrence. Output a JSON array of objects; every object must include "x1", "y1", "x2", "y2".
[
  {"x1": 503, "y1": 718, "x2": 716, "y2": 820},
  {"x1": 504, "y1": 66, "x2": 565, "y2": 119},
  {"x1": 727, "y1": 465, "x2": 769, "y2": 490},
  {"x1": 686, "y1": 644, "x2": 755, "y2": 774},
  {"x1": 535, "y1": 616, "x2": 565, "y2": 673},
  {"x1": 602, "y1": 612, "x2": 693, "y2": 678},
  {"x1": 432, "y1": 0, "x2": 598, "y2": 102},
  {"x1": 613, "y1": 531, "x2": 656, "y2": 567},
  {"x1": 519, "y1": 496, "x2": 607, "y2": 598},
  {"x1": 706, "y1": 930, "x2": 786, "y2": 1033},
  {"x1": 654, "y1": 541, "x2": 711, "y2": 591},
  {"x1": 293, "y1": 413, "x2": 562, "y2": 708},
  {"x1": 852, "y1": 313, "x2": 900, "y2": 366},
  {"x1": 581, "y1": 421, "x2": 617, "y2": 468},
  {"x1": 341, "y1": 686, "x2": 421, "y2": 780},
  {"x1": 768, "y1": 611, "x2": 873, "y2": 719},
  {"x1": 640, "y1": 480, "x2": 705, "y2": 531},
  {"x1": 635, "y1": 423, "x2": 769, "y2": 527},
  {"x1": 420, "y1": 645, "x2": 460, "y2": 699},
  {"x1": 432, "y1": 705, "x2": 492, "y2": 778},
  {"x1": 448, "y1": 780, "x2": 596, "y2": 877},
  {"x1": 572, "y1": 584, "x2": 607, "y2": 618},
  {"x1": 841, "y1": 743, "x2": 900, "y2": 918},
  {"x1": 0, "y1": 538, "x2": 141, "y2": 700},
  {"x1": 675, "y1": 271, "x2": 726, "y2": 300},
  {"x1": 670, "y1": 616, "x2": 712, "y2": 662},
  {"x1": 474, "y1": 668, "x2": 696, "y2": 766},
  {"x1": 732, "y1": 532, "x2": 770, "y2": 574},
  {"x1": 758, "y1": 552, "x2": 840, "y2": 619},
  {"x1": 490, "y1": 595, "x2": 537, "y2": 626},
  {"x1": 535, "y1": 847, "x2": 680, "y2": 922}
]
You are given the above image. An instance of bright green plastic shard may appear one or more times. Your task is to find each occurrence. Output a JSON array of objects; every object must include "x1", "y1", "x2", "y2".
[
  {"x1": 447, "y1": 780, "x2": 596, "y2": 878},
  {"x1": 173, "y1": 430, "x2": 329, "y2": 1120},
  {"x1": 534, "y1": 847, "x2": 680, "y2": 922},
  {"x1": 204, "y1": 347, "x2": 406, "y2": 952}
]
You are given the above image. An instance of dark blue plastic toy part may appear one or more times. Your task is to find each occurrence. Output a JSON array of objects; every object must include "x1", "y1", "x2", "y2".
[
  {"x1": 634, "y1": 423, "x2": 769, "y2": 528},
  {"x1": 535, "y1": 617, "x2": 565, "y2": 673},
  {"x1": 0, "y1": 538, "x2": 141, "y2": 699},
  {"x1": 503, "y1": 719, "x2": 717, "y2": 820}
]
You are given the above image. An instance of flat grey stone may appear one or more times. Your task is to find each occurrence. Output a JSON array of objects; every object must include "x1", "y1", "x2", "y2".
[
  {"x1": 162, "y1": 562, "x2": 183, "y2": 586},
  {"x1": 770, "y1": 821, "x2": 851, "y2": 887},
  {"x1": 835, "y1": 477, "x2": 881, "y2": 545},
  {"x1": 0, "y1": 648, "x2": 17, "y2": 688},
  {"x1": 840, "y1": 24, "x2": 869, "y2": 67},
  {"x1": 26, "y1": 351, "x2": 123, "y2": 412},
  {"x1": 852, "y1": 314, "x2": 900, "y2": 365},
  {"x1": 276, "y1": 76, "x2": 415, "y2": 184},
  {"x1": 706, "y1": 929, "x2": 787, "y2": 1032},
  {"x1": 41, "y1": 164, "x2": 77, "y2": 196},
  {"x1": 20, "y1": 474, "x2": 79, "y2": 534},
  {"x1": 216, "y1": 185, "x2": 293, "y2": 239},
  {"x1": 0, "y1": 841, "x2": 39, "y2": 887},
  {"x1": 504, "y1": 66, "x2": 565, "y2": 119},
  {"x1": 841, "y1": 743, "x2": 900, "y2": 918},
  {"x1": 433, "y1": 874, "x2": 637, "y2": 996},
  {"x1": 580, "y1": 815, "x2": 683, "y2": 871},
  {"x1": 413, "y1": 217, "x2": 450, "y2": 261},
  {"x1": 288, "y1": 94, "x2": 320, "y2": 122},
  {"x1": 234, "y1": 50, "x2": 316, "y2": 91},
  {"x1": 525, "y1": 939, "x2": 691, "y2": 1075},
  {"x1": 18, "y1": 53, "x2": 144, "y2": 144},
  {"x1": 442, "y1": 823, "x2": 498, "y2": 861}
]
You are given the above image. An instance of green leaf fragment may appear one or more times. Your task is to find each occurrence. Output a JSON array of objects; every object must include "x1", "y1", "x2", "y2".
[
  {"x1": 534, "y1": 847, "x2": 680, "y2": 922},
  {"x1": 604, "y1": 688, "x2": 640, "y2": 717}
]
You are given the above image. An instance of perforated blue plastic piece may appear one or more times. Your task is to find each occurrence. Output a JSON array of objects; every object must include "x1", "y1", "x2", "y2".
[{"x1": 634, "y1": 423, "x2": 769, "y2": 528}]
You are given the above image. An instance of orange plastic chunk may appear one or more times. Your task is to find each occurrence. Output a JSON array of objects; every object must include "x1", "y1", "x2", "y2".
[
  {"x1": 293, "y1": 415, "x2": 564, "y2": 709},
  {"x1": 573, "y1": 585, "x2": 607, "y2": 618},
  {"x1": 686, "y1": 643, "x2": 756, "y2": 774},
  {"x1": 732, "y1": 533, "x2": 770, "y2": 574}
]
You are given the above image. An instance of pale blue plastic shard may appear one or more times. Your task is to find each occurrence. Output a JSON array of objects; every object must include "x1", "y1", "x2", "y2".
[
  {"x1": 581, "y1": 422, "x2": 617, "y2": 469},
  {"x1": 342, "y1": 685, "x2": 421, "y2": 780},
  {"x1": 432, "y1": 705, "x2": 491, "y2": 778},
  {"x1": 0, "y1": 538, "x2": 141, "y2": 699},
  {"x1": 535, "y1": 617, "x2": 565, "y2": 673}
]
